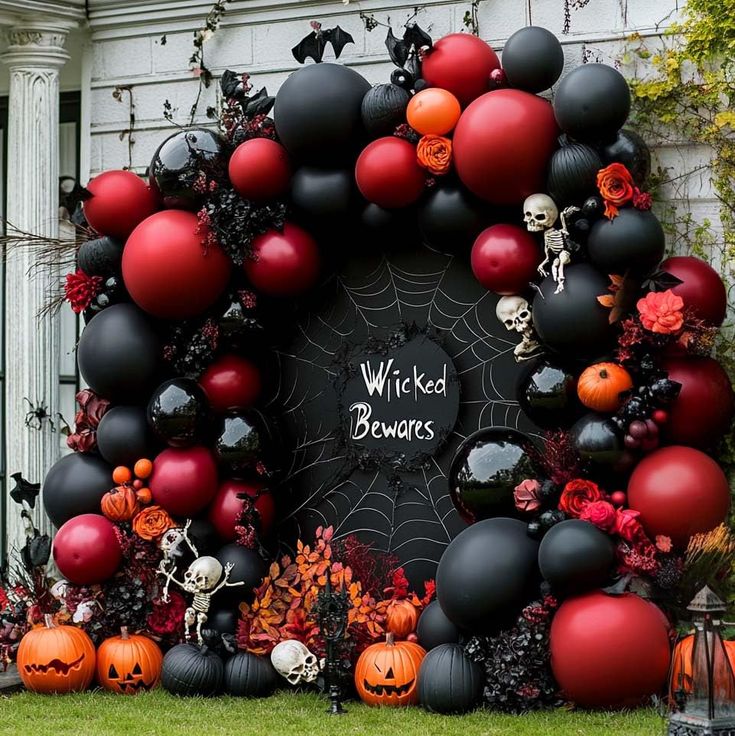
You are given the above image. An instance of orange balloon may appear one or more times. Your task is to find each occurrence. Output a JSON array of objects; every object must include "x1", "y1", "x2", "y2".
[{"x1": 406, "y1": 88, "x2": 461, "y2": 135}]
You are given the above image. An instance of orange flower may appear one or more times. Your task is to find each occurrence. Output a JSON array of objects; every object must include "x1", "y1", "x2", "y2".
[
  {"x1": 417, "y1": 135, "x2": 452, "y2": 175},
  {"x1": 637, "y1": 289, "x2": 684, "y2": 334},
  {"x1": 596, "y1": 162, "x2": 634, "y2": 218},
  {"x1": 132, "y1": 505, "x2": 175, "y2": 540}
]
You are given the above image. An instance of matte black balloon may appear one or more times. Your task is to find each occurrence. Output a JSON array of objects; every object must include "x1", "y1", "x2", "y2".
[
  {"x1": 224, "y1": 652, "x2": 279, "y2": 697},
  {"x1": 449, "y1": 428, "x2": 539, "y2": 524},
  {"x1": 96, "y1": 406, "x2": 156, "y2": 467},
  {"x1": 147, "y1": 378, "x2": 210, "y2": 448},
  {"x1": 417, "y1": 600, "x2": 461, "y2": 651},
  {"x1": 417, "y1": 183, "x2": 488, "y2": 252},
  {"x1": 161, "y1": 643, "x2": 223, "y2": 697},
  {"x1": 570, "y1": 412, "x2": 624, "y2": 468},
  {"x1": 274, "y1": 63, "x2": 371, "y2": 164},
  {"x1": 290, "y1": 166, "x2": 354, "y2": 219},
  {"x1": 517, "y1": 359, "x2": 581, "y2": 429},
  {"x1": 42, "y1": 452, "x2": 113, "y2": 529},
  {"x1": 547, "y1": 140, "x2": 603, "y2": 207},
  {"x1": 77, "y1": 303, "x2": 161, "y2": 402},
  {"x1": 208, "y1": 608, "x2": 238, "y2": 636},
  {"x1": 553, "y1": 64, "x2": 631, "y2": 143},
  {"x1": 361, "y1": 83, "x2": 410, "y2": 138},
  {"x1": 538, "y1": 519, "x2": 615, "y2": 592},
  {"x1": 587, "y1": 207, "x2": 664, "y2": 276},
  {"x1": 77, "y1": 236, "x2": 124, "y2": 277},
  {"x1": 419, "y1": 643, "x2": 484, "y2": 714},
  {"x1": 532, "y1": 264, "x2": 614, "y2": 358},
  {"x1": 187, "y1": 519, "x2": 220, "y2": 556},
  {"x1": 214, "y1": 543, "x2": 267, "y2": 603},
  {"x1": 501, "y1": 26, "x2": 564, "y2": 93},
  {"x1": 437, "y1": 518, "x2": 539, "y2": 633},
  {"x1": 599, "y1": 128, "x2": 651, "y2": 185}
]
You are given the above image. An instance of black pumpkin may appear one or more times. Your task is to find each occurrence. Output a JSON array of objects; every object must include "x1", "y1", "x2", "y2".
[
  {"x1": 224, "y1": 652, "x2": 279, "y2": 697},
  {"x1": 361, "y1": 83, "x2": 410, "y2": 138},
  {"x1": 547, "y1": 140, "x2": 603, "y2": 207},
  {"x1": 416, "y1": 601, "x2": 461, "y2": 651},
  {"x1": 161, "y1": 644, "x2": 223, "y2": 697},
  {"x1": 77, "y1": 236, "x2": 124, "y2": 277},
  {"x1": 418, "y1": 643, "x2": 483, "y2": 714}
]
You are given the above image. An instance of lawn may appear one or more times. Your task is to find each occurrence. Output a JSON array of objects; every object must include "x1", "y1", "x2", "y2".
[{"x1": 0, "y1": 690, "x2": 664, "y2": 736}]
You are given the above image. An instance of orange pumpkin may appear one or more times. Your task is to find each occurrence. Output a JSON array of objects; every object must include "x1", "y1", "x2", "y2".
[
  {"x1": 17, "y1": 614, "x2": 96, "y2": 693},
  {"x1": 385, "y1": 599, "x2": 419, "y2": 640},
  {"x1": 101, "y1": 485, "x2": 140, "y2": 522},
  {"x1": 355, "y1": 633, "x2": 426, "y2": 706},
  {"x1": 670, "y1": 633, "x2": 735, "y2": 698},
  {"x1": 97, "y1": 626, "x2": 163, "y2": 694},
  {"x1": 577, "y1": 362, "x2": 633, "y2": 412}
]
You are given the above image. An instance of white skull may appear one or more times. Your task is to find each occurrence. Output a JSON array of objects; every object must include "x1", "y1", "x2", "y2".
[
  {"x1": 183, "y1": 556, "x2": 223, "y2": 593},
  {"x1": 159, "y1": 527, "x2": 187, "y2": 558},
  {"x1": 523, "y1": 193, "x2": 559, "y2": 232},
  {"x1": 496, "y1": 296, "x2": 532, "y2": 333},
  {"x1": 270, "y1": 640, "x2": 319, "y2": 685}
]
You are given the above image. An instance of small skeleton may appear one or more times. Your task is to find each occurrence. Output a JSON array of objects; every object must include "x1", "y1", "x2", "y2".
[
  {"x1": 157, "y1": 521, "x2": 199, "y2": 603},
  {"x1": 523, "y1": 194, "x2": 580, "y2": 294},
  {"x1": 270, "y1": 640, "x2": 320, "y2": 685},
  {"x1": 496, "y1": 295, "x2": 542, "y2": 362}
]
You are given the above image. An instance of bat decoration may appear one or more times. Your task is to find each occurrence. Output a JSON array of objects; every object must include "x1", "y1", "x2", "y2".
[
  {"x1": 220, "y1": 70, "x2": 275, "y2": 118},
  {"x1": 385, "y1": 22, "x2": 433, "y2": 75},
  {"x1": 292, "y1": 22, "x2": 355, "y2": 64},
  {"x1": 642, "y1": 269, "x2": 684, "y2": 293},
  {"x1": 10, "y1": 472, "x2": 41, "y2": 509}
]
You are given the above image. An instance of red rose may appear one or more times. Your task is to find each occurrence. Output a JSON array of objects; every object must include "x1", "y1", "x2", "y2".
[
  {"x1": 147, "y1": 591, "x2": 187, "y2": 636},
  {"x1": 637, "y1": 289, "x2": 684, "y2": 335},
  {"x1": 514, "y1": 479, "x2": 542, "y2": 513},
  {"x1": 579, "y1": 500, "x2": 617, "y2": 532},
  {"x1": 612, "y1": 508, "x2": 645, "y2": 543},
  {"x1": 559, "y1": 479, "x2": 604, "y2": 517}
]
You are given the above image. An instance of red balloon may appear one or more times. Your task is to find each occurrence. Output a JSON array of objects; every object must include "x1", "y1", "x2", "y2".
[
  {"x1": 662, "y1": 356, "x2": 734, "y2": 449},
  {"x1": 471, "y1": 224, "x2": 540, "y2": 294},
  {"x1": 150, "y1": 446, "x2": 219, "y2": 517},
  {"x1": 627, "y1": 445, "x2": 730, "y2": 547},
  {"x1": 52, "y1": 514, "x2": 122, "y2": 585},
  {"x1": 199, "y1": 354, "x2": 262, "y2": 412},
  {"x1": 660, "y1": 256, "x2": 727, "y2": 326},
  {"x1": 453, "y1": 89, "x2": 559, "y2": 205},
  {"x1": 550, "y1": 591, "x2": 671, "y2": 708},
  {"x1": 122, "y1": 210, "x2": 231, "y2": 319},
  {"x1": 207, "y1": 479, "x2": 275, "y2": 541},
  {"x1": 228, "y1": 138, "x2": 292, "y2": 202},
  {"x1": 421, "y1": 33, "x2": 501, "y2": 107},
  {"x1": 244, "y1": 222, "x2": 320, "y2": 296},
  {"x1": 84, "y1": 170, "x2": 158, "y2": 240},
  {"x1": 355, "y1": 137, "x2": 426, "y2": 209}
]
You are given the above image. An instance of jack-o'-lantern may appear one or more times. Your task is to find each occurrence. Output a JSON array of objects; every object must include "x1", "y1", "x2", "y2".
[
  {"x1": 670, "y1": 633, "x2": 735, "y2": 698},
  {"x1": 101, "y1": 485, "x2": 140, "y2": 522},
  {"x1": 96, "y1": 626, "x2": 163, "y2": 694},
  {"x1": 385, "y1": 599, "x2": 419, "y2": 640},
  {"x1": 355, "y1": 633, "x2": 426, "y2": 706},
  {"x1": 17, "y1": 614, "x2": 96, "y2": 693}
]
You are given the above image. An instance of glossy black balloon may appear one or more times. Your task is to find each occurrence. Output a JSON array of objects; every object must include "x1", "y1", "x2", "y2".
[
  {"x1": 449, "y1": 429, "x2": 539, "y2": 523},
  {"x1": 417, "y1": 183, "x2": 488, "y2": 253},
  {"x1": 361, "y1": 83, "x2": 410, "y2": 138},
  {"x1": 419, "y1": 643, "x2": 484, "y2": 714},
  {"x1": 147, "y1": 378, "x2": 210, "y2": 448},
  {"x1": 547, "y1": 140, "x2": 603, "y2": 207},
  {"x1": 570, "y1": 412, "x2": 624, "y2": 468},
  {"x1": 501, "y1": 26, "x2": 564, "y2": 93},
  {"x1": 96, "y1": 406, "x2": 156, "y2": 467},
  {"x1": 290, "y1": 166, "x2": 354, "y2": 219},
  {"x1": 77, "y1": 236, "x2": 124, "y2": 277},
  {"x1": 161, "y1": 644, "x2": 223, "y2": 697},
  {"x1": 214, "y1": 543, "x2": 267, "y2": 603},
  {"x1": 224, "y1": 652, "x2": 279, "y2": 697},
  {"x1": 417, "y1": 600, "x2": 461, "y2": 651},
  {"x1": 517, "y1": 359, "x2": 581, "y2": 429},
  {"x1": 599, "y1": 128, "x2": 651, "y2": 185},
  {"x1": 213, "y1": 411, "x2": 267, "y2": 476}
]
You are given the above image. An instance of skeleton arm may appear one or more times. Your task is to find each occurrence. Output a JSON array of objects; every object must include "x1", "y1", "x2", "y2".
[
  {"x1": 180, "y1": 519, "x2": 200, "y2": 556},
  {"x1": 559, "y1": 206, "x2": 580, "y2": 236},
  {"x1": 157, "y1": 560, "x2": 186, "y2": 602},
  {"x1": 211, "y1": 562, "x2": 246, "y2": 594}
]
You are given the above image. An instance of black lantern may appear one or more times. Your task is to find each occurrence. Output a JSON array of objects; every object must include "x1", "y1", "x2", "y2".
[{"x1": 668, "y1": 586, "x2": 735, "y2": 736}]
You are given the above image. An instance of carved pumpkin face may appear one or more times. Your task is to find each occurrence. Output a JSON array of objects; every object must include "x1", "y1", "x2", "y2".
[{"x1": 97, "y1": 627, "x2": 163, "y2": 694}]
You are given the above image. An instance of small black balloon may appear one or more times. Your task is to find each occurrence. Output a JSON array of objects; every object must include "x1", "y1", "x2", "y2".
[
  {"x1": 570, "y1": 412, "x2": 624, "y2": 468},
  {"x1": 417, "y1": 600, "x2": 461, "y2": 651},
  {"x1": 214, "y1": 543, "x2": 267, "y2": 603},
  {"x1": 77, "y1": 236, "x2": 124, "y2": 277},
  {"x1": 290, "y1": 166, "x2": 354, "y2": 219},
  {"x1": 582, "y1": 196, "x2": 604, "y2": 219},
  {"x1": 214, "y1": 411, "x2": 267, "y2": 476},
  {"x1": 147, "y1": 378, "x2": 210, "y2": 448},
  {"x1": 361, "y1": 83, "x2": 410, "y2": 138},
  {"x1": 419, "y1": 643, "x2": 484, "y2": 714},
  {"x1": 547, "y1": 140, "x2": 603, "y2": 207},
  {"x1": 96, "y1": 406, "x2": 155, "y2": 467},
  {"x1": 161, "y1": 643, "x2": 223, "y2": 697},
  {"x1": 517, "y1": 359, "x2": 581, "y2": 429},
  {"x1": 208, "y1": 608, "x2": 238, "y2": 636},
  {"x1": 599, "y1": 128, "x2": 651, "y2": 185},
  {"x1": 538, "y1": 509, "x2": 566, "y2": 531},
  {"x1": 501, "y1": 26, "x2": 564, "y2": 93},
  {"x1": 417, "y1": 183, "x2": 488, "y2": 253},
  {"x1": 224, "y1": 652, "x2": 279, "y2": 697},
  {"x1": 391, "y1": 68, "x2": 414, "y2": 89}
]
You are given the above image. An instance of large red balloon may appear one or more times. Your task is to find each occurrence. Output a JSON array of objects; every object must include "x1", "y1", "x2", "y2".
[
  {"x1": 471, "y1": 224, "x2": 540, "y2": 294},
  {"x1": 355, "y1": 137, "x2": 426, "y2": 209},
  {"x1": 662, "y1": 356, "x2": 734, "y2": 449},
  {"x1": 199, "y1": 354, "x2": 262, "y2": 412},
  {"x1": 627, "y1": 445, "x2": 730, "y2": 547},
  {"x1": 52, "y1": 514, "x2": 122, "y2": 585},
  {"x1": 228, "y1": 138, "x2": 292, "y2": 202},
  {"x1": 122, "y1": 210, "x2": 231, "y2": 319},
  {"x1": 244, "y1": 222, "x2": 320, "y2": 296},
  {"x1": 207, "y1": 479, "x2": 275, "y2": 541},
  {"x1": 421, "y1": 33, "x2": 501, "y2": 107},
  {"x1": 149, "y1": 446, "x2": 219, "y2": 517},
  {"x1": 551, "y1": 592, "x2": 671, "y2": 708},
  {"x1": 84, "y1": 170, "x2": 158, "y2": 241},
  {"x1": 453, "y1": 89, "x2": 559, "y2": 205},
  {"x1": 660, "y1": 256, "x2": 727, "y2": 326}
]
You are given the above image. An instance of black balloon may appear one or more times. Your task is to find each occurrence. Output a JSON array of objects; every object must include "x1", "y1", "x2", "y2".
[
  {"x1": 214, "y1": 543, "x2": 267, "y2": 603},
  {"x1": 419, "y1": 643, "x2": 483, "y2": 714},
  {"x1": 538, "y1": 519, "x2": 615, "y2": 592},
  {"x1": 570, "y1": 412, "x2": 624, "y2": 468},
  {"x1": 290, "y1": 166, "x2": 354, "y2": 219},
  {"x1": 161, "y1": 643, "x2": 223, "y2": 697},
  {"x1": 547, "y1": 140, "x2": 603, "y2": 207},
  {"x1": 437, "y1": 518, "x2": 539, "y2": 633},
  {"x1": 449, "y1": 429, "x2": 539, "y2": 524},
  {"x1": 207, "y1": 608, "x2": 238, "y2": 636},
  {"x1": 77, "y1": 304, "x2": 161, "y2": 402},
  {"x1": 214, "y1": 411, "x2": 269, "y2": 476},
  {"x1": 187, "y1": 519, "x2": 220, "y2": 556},
  {"x1": 224, "y1": 652, "x2": 279, "y2": 697},
  {"x1": 361, "y1": 83, "x2": 410, "y2": 138},
  {"x1": 43, "y1": 453, "x2": 113, "y2": 529},
  {"x1": 77, "y1": 236, "x2": 124, "y2": 277},
  {"x1": 553, "y1": 63, "x2": 631, "y2": 143},
  {"x1": 599, "y1": 128, "x2": 651, "y2": 185},
  {"x1": 147, "y1": 378, "x2": 210, "y2": 448},
  {"x1": 417, "y1": 600, "x2": 461, "y2": 651},
  {"x1": 96, "y1": 406, "x2": 155, "y2": 467},
  {"x1": 517, "y1": 359, "x2": 581, "y2": 429},
  {"x1": 274, "y1": 63, "x2": 371, "y2": 164},
  {"x1": 417, "y1": 183, "x2": 488, "y2": 252},
  {"x1": 501, "y1": 26, "x2": 564, "y2": 93}
]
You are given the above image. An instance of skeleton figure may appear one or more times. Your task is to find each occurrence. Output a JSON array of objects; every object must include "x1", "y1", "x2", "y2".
[
  {"x1": 496, "y1": 295, "x2": 542, "y2": 362},
  {"x1": 523, "y1": 193, "x2": 580, "y2": 294},
  {"x1": 270, "y1": 640, "x2": 320, "y2": 686},
  {"x1": 157, "y1": 521, "x2": 199, "y2": 603}
]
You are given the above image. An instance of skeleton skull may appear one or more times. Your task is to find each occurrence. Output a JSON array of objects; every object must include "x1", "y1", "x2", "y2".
[
  {"x1": 159, "y1": 528, "x2": 187, "y2": 558},
  {"x1": 182, "y1": 556, "x2": 223, "y2": 593},
  {"x1": 496, "y1": 296, "x2": 532, "y2": 333},
  {"x1": 270, "y1": 640, "x2": 319, "y2": 685},
  {"x1": 523, "y1": 193, "x2": 559, "y2": 232}
]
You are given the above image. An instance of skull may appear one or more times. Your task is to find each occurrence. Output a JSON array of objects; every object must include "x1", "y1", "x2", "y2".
[
  {"x1": 182, "y1": 556, "x2": 223, "y2": 593},
  {"x1": 523, "y1": 193, "x2": 559, "y2": 232},
  {"x1": 159, "y1": 527, "x2": 187, "y2": 559},
  {"x1": 496, "y1": 296, "x2": 532, "y2": 333},
  {"x1": 270, "y1": 640, "x2": 319, "y2": 685}
]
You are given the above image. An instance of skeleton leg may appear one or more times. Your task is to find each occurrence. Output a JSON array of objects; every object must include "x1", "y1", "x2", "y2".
[
  {"x1": 537, "y1": 247, "x2": 551, "y2": 278},
  {"x1": 195, "y1": 611, "x2": 208, "y2": 647},
  {"x1": 184, "y1": 606, "x2": 196, "y2": 643},
  {"x1": 553, "y1": 250, "x2": 571, "y2": 294}
]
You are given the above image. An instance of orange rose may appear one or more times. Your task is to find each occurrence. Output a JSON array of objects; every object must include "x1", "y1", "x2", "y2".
[
  {"x1": 637, "y1": 289, "x2": 684, "y2": 334},
  {"x1": 596, "y1": 162, "x2": 634, "y2": 219},
  {"x1": 132, "y1": 505, "x2": 175, "y2": 541},
  {"x1": 417, "y1": 135, "x2": 452, "y2": 175}
]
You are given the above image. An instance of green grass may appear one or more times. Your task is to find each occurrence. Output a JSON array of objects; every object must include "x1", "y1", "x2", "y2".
[{"x1": 0, "y1": 690, "x2": 665, "y2": 736}]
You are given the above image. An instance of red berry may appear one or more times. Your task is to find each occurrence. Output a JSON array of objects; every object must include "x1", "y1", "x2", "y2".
[
  {"x1": 133, "y1": 479, "x2": 143, "y2": 490},
  {"x1": 628, "y1": 420, "x2": 648, "y2": 439},
  {"x1": 610, "y1": 491, "x2": 627, "y2": 506},
  {"x1": 644, "y1": 419, "x2": 659, "y2": 437},
  {"x1": 652, "y1": 409, "x2": 668, "y2": 425},
  {"x1": 624, "y1": 434, "x2": 641, "y2": 449}
]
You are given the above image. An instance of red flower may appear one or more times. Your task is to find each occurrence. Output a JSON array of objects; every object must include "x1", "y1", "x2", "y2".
[
  {"x1": 66, "y1": 389, "x2": 110, "y2": 453},
  {"x1": 612, "y1": 508, "x2": 645, "y2": 543},
  {"x1": 559, "y1": 479, "x2": 604, "y2": 517},
  {"x1": 632, "y1": 188, "x2": 653, "y2": 210},
  {"x1": 64, "y1": 269, "x2": 103, "y2": 314},
  {"x1": 514, "y1": 479, "x2": 542, "y2": 513},
  {"x1": 579, "y1": 500, "x2": 617, "y2": 532},
  {"x1": 637, "y1": 289, "x2": 684, "y2": 334},
  {"x1": 655, "y1": 535, "x2": 673, "y2": 553},
  {"x1": 384, "y1": 567, "x2": 410, "y2": 600},
  {"x1": 147, "y1": 591, "x2": 187, "y2": 636},
  {"x1": 596, "y1": 163, "x2": 635, "y2": 219}
]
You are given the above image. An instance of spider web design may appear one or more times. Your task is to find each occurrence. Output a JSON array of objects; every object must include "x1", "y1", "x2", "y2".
[{"x1": 267, "y1": 244, "x2": 539, "y2": 587}]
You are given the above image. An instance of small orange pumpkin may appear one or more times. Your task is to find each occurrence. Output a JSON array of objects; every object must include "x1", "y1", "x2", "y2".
[
  {"x1": 670, "y1": 633, "x2": 735, "y2": 698},
  {"x1": 97, "y1": 626, "x2": 163, "y2": 694},
  {"x1": 355, "y1": 632, "x2": 426, "y2": 706},
  {"x1": 385, "y1": 599, "x2": 419, "y2": 640},
  {"x1": 101, "y1": 485, "x2": 140, "y2": 522},
  {"x1": 577, "y1": 362, "x2": 633, "y2": 412}
]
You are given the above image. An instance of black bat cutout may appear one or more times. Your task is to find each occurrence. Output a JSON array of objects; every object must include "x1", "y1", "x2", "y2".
[
  {"x1": 292, "y1": 25, "x2": 355, "y2": 64},
  {"x1": 10, "y1": 472, "x2": 40, "y2": 509},
  {"x1": 385, "y1": 23, "x2": 432, "y2": 70},
  {"x1": 220, "y1": 70, "x2": 275, "y2": 118},
  {"x1": 642, "y1": 270, "x2": 684, "y2": 293}
]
